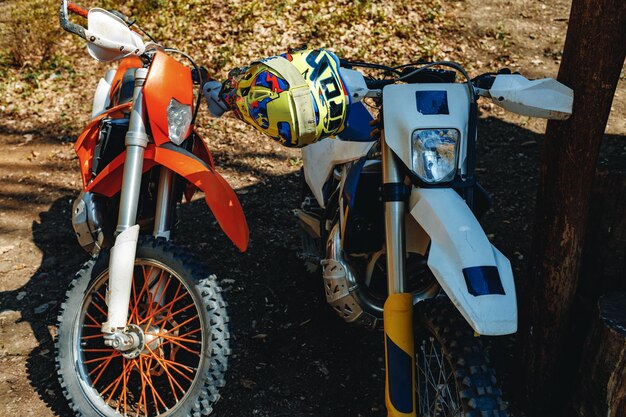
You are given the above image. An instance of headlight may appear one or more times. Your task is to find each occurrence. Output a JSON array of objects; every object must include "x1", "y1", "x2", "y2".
[
  {"x1": 411, "y1": 128, "x2": 459, "y2": 183},
  {"x1": 167, "y1": 98, "x2": 192, "y2": 145}
]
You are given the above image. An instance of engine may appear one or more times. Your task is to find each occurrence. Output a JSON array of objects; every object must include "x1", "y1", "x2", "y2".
[{"x1": 72, "y1": 191, "x2": 106, "y2": 255}]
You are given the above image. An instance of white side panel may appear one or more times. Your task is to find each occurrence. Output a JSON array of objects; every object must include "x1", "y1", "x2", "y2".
[
  {"x1": 91, "y1": 77, "x2": 112, "y2": 118},
  {"x1": 301, "y1": 138, "x2": 375, "y2": 207},
  {"x1": 409, "y1": 188, "x2": 517, "y2": 335},
  {"x1": 489, "y1": 74, "x2": 573, "y2": 120}
]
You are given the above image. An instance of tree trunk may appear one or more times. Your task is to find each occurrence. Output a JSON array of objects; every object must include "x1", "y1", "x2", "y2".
[
  {"x1": 519, "y1": 0, "x2": 626, "y2": 414},
  {"x1": 572, "y1": 293, "x2": 626, "y2": 417},
  {"x1": 578, "y1": 170, "x2": 626, "y2": 305}
]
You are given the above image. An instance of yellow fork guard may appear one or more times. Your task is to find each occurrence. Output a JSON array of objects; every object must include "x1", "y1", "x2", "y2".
[{"x1": 384, "y1": 293, "x2": 416, "y2": 417}]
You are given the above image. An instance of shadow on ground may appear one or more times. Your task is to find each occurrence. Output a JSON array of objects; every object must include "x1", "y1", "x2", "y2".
[{"x1": 1, "y1": 116, "x2": 624, "y2": 416}]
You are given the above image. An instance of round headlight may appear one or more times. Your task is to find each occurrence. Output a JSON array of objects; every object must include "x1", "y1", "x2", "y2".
[{"x1": 411, "y1": 128, "x2": 459, "y2": 183}]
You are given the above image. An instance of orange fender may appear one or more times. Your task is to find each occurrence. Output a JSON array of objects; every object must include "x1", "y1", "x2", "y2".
[
  {"x1": 153, "y1": 144, "x2": 249, "y2": 252},
  {"x1": 85, "y1": 143, "x2": 249, "y2": 252}
]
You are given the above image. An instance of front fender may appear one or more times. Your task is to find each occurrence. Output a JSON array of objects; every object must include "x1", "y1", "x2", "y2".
[
  {"x1": 86, "y1": 143, "x2": 249, "y2": 252},
  {"x1": 154, "y1": 144, "x2": 249, "y2": 252},
  {"x1": 409, "y1": 188, "x2": 517, "y2": 335}
]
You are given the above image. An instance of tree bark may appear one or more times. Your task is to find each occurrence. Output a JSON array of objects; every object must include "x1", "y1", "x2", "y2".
[
  {"x1": 572, "y1": 293, "x2": 626, "y2": 417},
  {"x1": 578, "y1": 170, "x2": 626, "y2": 304},
  {"x1": 519, "y1": 0, "x2": 626, "y2": 414}
]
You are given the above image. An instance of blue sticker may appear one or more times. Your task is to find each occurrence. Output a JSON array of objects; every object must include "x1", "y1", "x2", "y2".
[
  {"x1": 463, "y1": 266, "x2": 505, "y2": 296},
  {"x1": 415, "y1": 90, "x2": 449, "y2": 115}
]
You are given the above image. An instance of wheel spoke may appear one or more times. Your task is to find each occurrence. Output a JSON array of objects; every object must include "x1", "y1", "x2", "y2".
[
  {"x1": 157, "y1": 314, "x2": 200, "y2": 338},
  {"x1": 122, "y1": 357, "x2": 128, "y2": 416},
  {"x1": 89, "y1": 354, "x2": 120, "y2": 386},
  {"x1": 155, "y1": 301, "x2": 197, "y2": 325},
  {"x1": 138, "y1": 357, "x2": 148, "y2": 417},
  {"x1": 158, "y1": 336, "x2": 201, "y2": 355},
  {"x1": 144, "y1": 356, "x2": 169, "y2": 413},
  {"x1": 90, "y1": 295, "x2": 109, "y2": 318},
  {"x1": 416, "y1": 331, "x2": 469, "y2": 417},
  {"x1": 101, "y1": 358, "x2": 131, "y2": 400},
  {"x1": 138, "y1": 282, "x2": 184, "y2": 325},
  {"x1": 85, "y1": 352, "x2": 120, "y2": 365},
  {"x1": 145, "y1": 331, "x2": 201, "y2": 345},
  {"x1": 145, "y1": 345, "x2": 190, "y2": 391},
  {"x1": 145, "y1": 268, "x2": 166, "y2": 318},
  {"x1": 85, "y1": 312, "x2": 101, "y2": 327},
  {"x1": 142, "y1": 270, "x2": 171, "y2": 332},
  {"x1": 81, "y1": 333, "x2": 104, "y2": 341}
]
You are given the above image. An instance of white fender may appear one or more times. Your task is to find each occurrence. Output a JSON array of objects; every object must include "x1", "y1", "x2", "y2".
[
  {"x1": 301, "y1": 138, "x2": 375, "y2": 207},
  {"x1": 409, "y1": 188, "x2": 517, "y2": 335},
  {"x1": 101, "y1": 225, "x2": 139, "y2": 332}
]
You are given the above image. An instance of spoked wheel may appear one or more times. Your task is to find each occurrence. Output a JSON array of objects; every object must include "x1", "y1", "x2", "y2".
[
  {"x1": 415, "y1": 298, "x2": 509, "y2": 417},
  {"x1": 56, "y1": 237, "x2": 230, "y2": 417}
]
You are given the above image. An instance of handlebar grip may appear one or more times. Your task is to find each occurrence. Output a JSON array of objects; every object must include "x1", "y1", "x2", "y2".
[{"x1": 68, "y1": 2, "x2": 88, "y2": 18}]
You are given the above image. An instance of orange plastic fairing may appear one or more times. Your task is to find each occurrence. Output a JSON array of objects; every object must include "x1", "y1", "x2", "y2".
[
  {"x1": 108, "y1": 56, "x2": 143, "y2": 103},
  {"x1": 74, "y1": 102, "x2": 133, "y2": 188},
  {"x1": 144, "y1": 52, "x2": 194, "y2": 146}
]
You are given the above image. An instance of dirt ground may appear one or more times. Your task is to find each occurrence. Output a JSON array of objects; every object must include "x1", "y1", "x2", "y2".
[{"x1": 0, "y1": 0, "x2": 624, "y2": 416}]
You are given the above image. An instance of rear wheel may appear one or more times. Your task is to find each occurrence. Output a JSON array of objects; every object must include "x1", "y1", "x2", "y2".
[
  {"x1": 415, "y1": 298, "x2": 509, "y2": 417},
  {"x1": 56, "y1": 237, "x2": 230, "y2": 416}
]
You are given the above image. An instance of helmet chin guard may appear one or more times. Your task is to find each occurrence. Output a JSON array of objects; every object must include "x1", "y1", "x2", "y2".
[
  {"x1": 259, "y1": 56, "x2": 317, "y2": 144},
  {"x1": 223, "y1": 49, "x2": 351, "y2": 147}
]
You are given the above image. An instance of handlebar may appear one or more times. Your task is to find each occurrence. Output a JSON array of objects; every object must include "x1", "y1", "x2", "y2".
[
  {"x1": 59, "y1": 0, "x2": 87, "y2": 39},
  {"x1": 363, "y1": 67, "x2": 457, "y2": 89},
  {"x1": 59, "y1": 1, "x2": 142, "y2": 43}
]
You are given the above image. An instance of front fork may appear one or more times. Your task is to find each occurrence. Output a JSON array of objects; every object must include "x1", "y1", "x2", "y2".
[
  {"x1": 382, "y1": 135, "x2": 416, "y2": 417},
  {"x1": 101, "y1": 68, "x2": 174, "y2": 351}
]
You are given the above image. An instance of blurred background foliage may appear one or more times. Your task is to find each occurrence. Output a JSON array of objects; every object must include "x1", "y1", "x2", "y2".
[{"x1": 0, "y1": 0, "x2": 456, "y2": 133}]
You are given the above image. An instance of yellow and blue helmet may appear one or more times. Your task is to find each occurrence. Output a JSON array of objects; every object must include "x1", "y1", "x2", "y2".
[{"x1": 222, "y1": 48, "x2": 351, "y2": 147}]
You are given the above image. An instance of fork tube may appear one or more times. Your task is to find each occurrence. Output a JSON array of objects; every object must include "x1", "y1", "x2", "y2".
[
  {"x1": 382, "y1": 134, "x2": 416, "y2": 417},
  {"x1": 102, "y1": 67, "x2": 149, "y2": 339},
  {"x1": 117, "y1": 67, "x2": 150, "y2": 233},
  {"x1": 153, "y1": 167, "x2": 174, "y2": 239},
  {"x1": 382, "y1": 135, "x2": 407, "y2": 295}
]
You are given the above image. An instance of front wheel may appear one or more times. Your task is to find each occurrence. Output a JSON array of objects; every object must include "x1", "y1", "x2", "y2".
[
  {"x1": 56, "y1": 237, "x2": 230, "y2": 417},
  {"x1": 415, "y1": 298, "x2": 509, "y2": 417}
]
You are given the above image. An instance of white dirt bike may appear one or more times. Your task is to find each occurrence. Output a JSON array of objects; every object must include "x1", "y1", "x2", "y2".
[{"x1": 207, "y1": 58, "x2": 573, "y2": 416}]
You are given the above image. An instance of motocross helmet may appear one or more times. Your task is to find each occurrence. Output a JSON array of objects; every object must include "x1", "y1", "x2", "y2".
[{"x1": 222, "y1": 48, "x2": 351, "y2": 147}]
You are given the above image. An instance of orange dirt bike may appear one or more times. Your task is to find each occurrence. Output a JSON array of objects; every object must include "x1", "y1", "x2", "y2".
[{"x1": 56, "y1": 1, "x2": 248, "y2": 416}]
